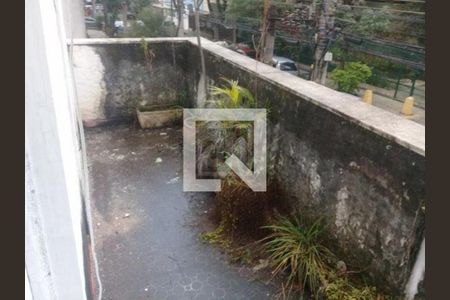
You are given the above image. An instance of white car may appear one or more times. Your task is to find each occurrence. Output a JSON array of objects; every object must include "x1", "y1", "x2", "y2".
[
  {"x1": 271, "y1": 56, "x2": 299, "y2": 76},
  {"x1": 114, "y1": 20, "x2": 124, "y2": 30},
  {"x1": 114, "y1": 19, "x2": 144, "y2": 31}
]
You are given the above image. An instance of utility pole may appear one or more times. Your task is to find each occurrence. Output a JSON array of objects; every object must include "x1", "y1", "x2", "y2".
[
  {"x1": 257, "y1": 0, "x2": 276, "y2": 64},
  {"x1": 311, "y1": 0, "x2": 335, "y2": 83},
  {"x1": 194, "y1": 0, "x2": 208, "y2": 103}
]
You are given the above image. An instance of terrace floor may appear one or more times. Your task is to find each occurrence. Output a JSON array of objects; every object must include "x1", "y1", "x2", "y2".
[{"x1": 85, "y1": 124, "x2": 277, "y2": 300}]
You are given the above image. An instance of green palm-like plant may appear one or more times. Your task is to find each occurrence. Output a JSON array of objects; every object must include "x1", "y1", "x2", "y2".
[
  {"x1": 261, "y1": 215, "x2": 334, "y2": 296},
  {"x1": 210, "y1": 78, "x2": 255, "y2": 108}
]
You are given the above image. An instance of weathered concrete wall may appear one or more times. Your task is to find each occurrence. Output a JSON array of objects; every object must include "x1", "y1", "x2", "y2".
[
  {"x1": 61, "y1": 0, "x2": 86, "y2": 38},
  {"x1": 73, "y1": 39, "x2": 192, "y2": 125},
  {"x1": 183, "y1": 39, "x2": 425, "y2": 294},
  {"x1": 72, "y1": 38, "x2": 425, "y2": 294},
  {"x1": 26, "y1": 0, "x2": 89, "y2": 298}
]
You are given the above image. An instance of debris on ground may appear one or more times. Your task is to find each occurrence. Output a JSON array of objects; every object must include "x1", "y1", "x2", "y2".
[
  {"x1": 156, "y1": 144, "x2": 166, "y2": 152},
  {"x1": 155, "y1": 157, "x2": 163, "y2": 163},
  {"x1": 166, "y1": 176, "x2": 180, "y2": 184},
  {"x1": 252, "y1": 259, "x2": 270, "y2": 272},
  {"x1": 160, "y1": 132, "x2": 167, "y2": 136},
  {"x1": 124, "y1": 213, "x2": 131, "y2": 218}
]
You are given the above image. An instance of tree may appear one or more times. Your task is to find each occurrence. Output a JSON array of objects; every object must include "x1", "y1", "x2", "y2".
[
  {"x1": 206, "y1": 0, "x2": 228, "y2": 40},
  {"x1": 171, "y1": 0, "x2": 186, "y2": 36},
  {"x1": 103, "y1": 0, "x2": 122, "y2": 35},
  {"x1": 335, "y1": 3, "x2": 424, "y2": 46},
  {"x1": 125, "y1": 7, "x2": 176, "y2": 37},
  {"x1": 226, "y1": 0, "x2": 264, "y2": 26},
  {"x1": 225, "y1": 0, "x2": 277, "y2": 63},
  {"x1": 102, "y1": 0, "x2": 152, "y2": 36},
  {"x1": 129, "y1": 0, "x2": 151, "y2": 13}
]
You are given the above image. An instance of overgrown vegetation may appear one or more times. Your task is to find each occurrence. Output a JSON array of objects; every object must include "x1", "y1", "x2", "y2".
[
  {"x1": 331, "y1": 62, "x2": 372, "y2": 94},
  {"x1": 198, "y1": 79, "x2": 278, "y2": 261},
  {"x1": 198, "y1": 78, "x2": 391, "y2": 299},
  {"x1": 329, "y1": 45, "x2": 422, "y2": 89},
  {"x1": 261, "y1": 215, "x2": 333, "y2": 294},
  {"x1": 260, "y1": 214, "x2": 388, "y2": 299},
  {"x1": 200, "y1": 222, "x2": 253, "y2": 265},
  {"x1": 125, "y1": 7, "x2": 176, "y2": 37},
  {"x1": 322, "y1": 273, "x2": 379, "y2": 300},
  {"x1": 196, "y1": 79, "x2": 257, "y2": 181},
  {"x1": 210, "y1": 78, "x2": 256, "y2": 108}
]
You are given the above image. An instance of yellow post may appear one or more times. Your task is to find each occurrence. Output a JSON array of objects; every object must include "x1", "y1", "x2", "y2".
[
  {"x1": 362, "y1": 89, "x2": 373, "y2": 105},
  {"x1": 401, "y1": 96, "x2": 414, "y2": 116}
]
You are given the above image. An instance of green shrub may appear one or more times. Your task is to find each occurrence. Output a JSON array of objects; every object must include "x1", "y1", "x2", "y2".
[
  {"x1": 260, "y1": 214, "x2": 389, "y2": 299},
  {"x1": 125, "y1": 7, "x2": 175, "y2": 37},
  {"x1": 331, "y1": 62, "x2": 372, "y2": 94},
  {"x1": 261, "y1": 215, "x2": 334, "y2": 294},
  {"x1": 210, "y1": 78, "x2": 255, "y2": 109}
]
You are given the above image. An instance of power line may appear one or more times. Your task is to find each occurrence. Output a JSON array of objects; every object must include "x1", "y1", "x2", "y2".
[
  {"x1": 335, "y1": 10, "x2": 425, "y2": 22},
  {"x1": 338, "y1": 5, "x2": 425, "y2": 15},
  {"x1": 364, "y1": 0, "x2": 425, "y2": 3}
]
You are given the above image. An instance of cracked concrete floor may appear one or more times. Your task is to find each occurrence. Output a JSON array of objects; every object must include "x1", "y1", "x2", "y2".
[{"x1": 85, "y1": 124, "x2": 276, "y2": 300}]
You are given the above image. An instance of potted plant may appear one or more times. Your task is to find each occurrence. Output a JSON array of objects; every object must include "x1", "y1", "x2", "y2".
[{"x1": 135, "y1": 102, "x2": 183, "y2": 129}]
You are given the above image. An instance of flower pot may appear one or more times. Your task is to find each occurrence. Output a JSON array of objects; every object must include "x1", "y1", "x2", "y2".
[{"x1": 136, "y1": 107, "x2": 183, "y2": 129}]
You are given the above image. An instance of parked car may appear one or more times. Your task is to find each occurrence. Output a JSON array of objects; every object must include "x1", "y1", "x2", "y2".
[
  {"x1": 271, "y1": 56, "x2": 299, "y2": 76},
  {"x1": 114, "y1": 20, "x2": 124, "y2": 32},
  {"x1": 234, "y1": 43, "x2": 257, "y2": 59},
  {"x1": 114, "y1": 17, "x2": 144, "y2": 32}
]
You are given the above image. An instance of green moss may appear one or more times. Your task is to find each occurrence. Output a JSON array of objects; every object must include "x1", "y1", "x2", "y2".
[
  {"x1": 322, "y1": 272, "x2": 386, "y2": 300},
  {"x1": 200, "y1": 224, "x2": 254, "y2": 265},
  {"x1": 200, "y1": 225, "x2": 231, "y2": 249}
]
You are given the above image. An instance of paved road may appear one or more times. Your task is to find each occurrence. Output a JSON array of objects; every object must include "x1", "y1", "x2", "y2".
[
  {"x1": 87, "y1": 29, "x2": 108, "y2": 38},
  {"x1": 367, "y1": 91, "x2": 425, "y2": 125},
  {"x1": 324, "y1": 78, "x2": 425, "y2": 125},
  {"x1": 86, "y1": 125, "x2": 277, "y2": 300}
]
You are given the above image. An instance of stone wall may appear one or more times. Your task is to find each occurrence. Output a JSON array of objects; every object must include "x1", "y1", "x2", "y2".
[
  {"x1": 183, "y1": 39, "x2": 425, "y2": 294},
  {"x1": 73, "y1": 39, "x2": 192, "y2": 126}
]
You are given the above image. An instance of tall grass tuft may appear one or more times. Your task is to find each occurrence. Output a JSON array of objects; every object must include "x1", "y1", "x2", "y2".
[{"x1": 261, "y1": 214, "x2": 334, "y2": 295}]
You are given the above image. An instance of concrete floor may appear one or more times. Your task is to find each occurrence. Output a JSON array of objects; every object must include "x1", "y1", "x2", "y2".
[{"x1": 85, "y1": 124, "x2": 276, "y2": 300}]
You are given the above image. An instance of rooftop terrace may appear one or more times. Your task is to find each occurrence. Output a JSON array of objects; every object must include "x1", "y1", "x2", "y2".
[{"x1": 72, "y1": 37, "x2": 425, "y2": 298}]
